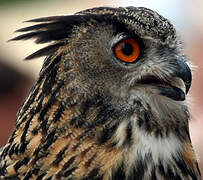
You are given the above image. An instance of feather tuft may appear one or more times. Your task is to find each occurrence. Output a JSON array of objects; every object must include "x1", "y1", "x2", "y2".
[
  {"x1": 25, "y1": 43, "x2": 64, "y2": 60},
  {"x1": 10, "y1": 14, "x2": 90, "y2": 60}
]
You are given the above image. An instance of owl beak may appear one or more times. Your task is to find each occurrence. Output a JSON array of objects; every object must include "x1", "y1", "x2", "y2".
[
  {"x1": 175, "y1": 58, "x2": 192, "y2": 94},
  {"x1": 135, "y1": 58, "x2": 192, "y2": 101}
]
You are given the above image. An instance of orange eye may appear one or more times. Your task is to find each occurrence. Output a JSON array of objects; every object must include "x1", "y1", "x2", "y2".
[{"x1": 114, "y1": 38, "x2": 140, "y2": 63}]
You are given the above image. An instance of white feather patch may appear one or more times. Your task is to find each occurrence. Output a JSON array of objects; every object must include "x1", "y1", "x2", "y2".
[{"x1": 131, "y1": 123, "x2": 182, "y2": 165}]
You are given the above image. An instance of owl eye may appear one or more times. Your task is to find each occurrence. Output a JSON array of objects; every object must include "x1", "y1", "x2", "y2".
[{"x1": 114, "y1": 38, "x2": 140, "y2": 63}]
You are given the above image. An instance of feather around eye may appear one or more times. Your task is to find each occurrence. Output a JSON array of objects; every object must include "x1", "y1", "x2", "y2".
[{"x1": 114, "y1": 38, "x2": 140, "y2": 63}]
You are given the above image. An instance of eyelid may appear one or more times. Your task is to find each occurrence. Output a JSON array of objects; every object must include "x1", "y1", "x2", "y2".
[{"x1": 112, "y1": 34, "x2": 129, "y2": 47}]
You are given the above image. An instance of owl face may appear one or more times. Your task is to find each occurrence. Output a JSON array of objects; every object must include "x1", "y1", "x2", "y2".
[{"x1": 68, "y1": 7, "x2": 191, "y2": 108}]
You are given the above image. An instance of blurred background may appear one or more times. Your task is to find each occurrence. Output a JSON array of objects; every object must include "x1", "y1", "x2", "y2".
[{"x1": 0, "y1": 0, "x2": 202, "y2": 174}]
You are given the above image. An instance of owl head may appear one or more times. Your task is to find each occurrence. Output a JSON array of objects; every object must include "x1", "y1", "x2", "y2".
[{"x1": 12, "y1": 6, "x2": 191, "y2": 136}]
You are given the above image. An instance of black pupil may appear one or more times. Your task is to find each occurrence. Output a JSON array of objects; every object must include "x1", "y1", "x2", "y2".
[{"x1": 120, "y1": 42, "x2": 133, "y2": 56}]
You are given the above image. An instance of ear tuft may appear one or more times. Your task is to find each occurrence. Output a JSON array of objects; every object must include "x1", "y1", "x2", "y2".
[
  {"x1": 10, "y1": 15, "x2": 88, "y2": 59},
  {"x1": 24, "y1": 43, "x2": 65, "y2": 60}
]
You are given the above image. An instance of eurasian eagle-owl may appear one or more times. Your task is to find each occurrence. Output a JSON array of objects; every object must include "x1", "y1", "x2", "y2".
[{"x1": 0, "y1": 6, "x2": 201, "y2": 180}]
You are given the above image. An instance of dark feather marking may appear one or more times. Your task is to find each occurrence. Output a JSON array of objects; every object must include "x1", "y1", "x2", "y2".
[
  {"x1": 125, "y1": 122, "x2": 132, "y2": 146},
  {"x1": 17, "y1": 68, "x2": 49, "y2": 124},
  {"x1": 36, "y1": 173, "x2": 46, "y2": 180},
  {"x1": 8, "y1": 143, "x2": 16, "y2": 157},
  {"x1": 82, "y1": 168, "x2": 102, "y2": 180},
  {"x1": 144, "y1": 111, "x2": 152, "y2": 132},
  {"x1": 15, "y1": 22, "x2": 65, "y2": 32},
  {"x1": 30, "y1": 152, "x2": 49, "y2": 170},
  {"x1": 63, "y1": 166, "x2": 77, "y2": 178},
  {"x1": 24, "y1": 15, "x2": 83, "y2": 22},
  {"x1": 52, "y1": 143, "x2": 70, "y2": 166},
  {"x1": 55, "y1": 156, "x2": 77, "y2": 178},
  {"x1": 20, "y1": 115, "x2": 35, "y2": 143},
  {"x1": 19, "y1": 54, "x2": 55, "y2": 110},
  {"x1": 18, "y1": 96, "x2": 43, "y2": 153},
  {"x1": 24, "y1": 167, "x2": 40, "y2": 179},
  {"x1": 95, "y1": 103, "x2": 122, "y2": 145},
  {"x1": 8, "y1": 129, "x2": 16, "y2": 143},
  {"x1": 158, "y1": 161, "x2": 166, "y2": 177},
  {"x1": 165, "y1": 164, "x2": 182, "y2": 180},
  {"x1": 33, "y1": 146, "x2": 40, "y2": 157},
  {"x1": 112, "y1": 162, "x2": 126, "y2": 180},
  {"x1": 10, "y1": 31, "x2": 42, "y2": 41},
  {"x1": 19, "y1": 141, "x2": 29, "y2": 154},
  {"x1": 72, "y1": 129, "x2": 92, "y2": 151},
  {"x1": 8, "y1": 143, "x2": 21, "y2": 158},
  {"x1": 137, "y1": 117, "x2": 144, "y2": 128},
  {"x1": 98, "y1": 120, "x2": 118, "y2": 145},
  {"x1": 195, "y1": 162, "x2": 202, "y2": 177},
  {"x1": 11, "y1": 15, "x2": 88, "y2": 43},
  {"x1": 40, "y1": 116, "x2": 50, "y2": 137},
  {"x1": 25, "y1": 43, "x2": 64, "y2": 60},
  {"x1": 34, "y1": 29, "x2": 72, "y2": 44},
  {"x1": 34, "y1": 31, "x2": 67, "y2": 44},
  {"x1": 14, "y1": 157, "x2": 29, "y2": 171},
  {"x1": 18, "y1": 83, "x2": 41, "y2": 120},
  {"x1": 2, "y1": 177, "x2": 20, "y2": 180},
  {"x1": 166, "y1": 165, "x2": 176, "y2": 179},
  {"x1": 0, "y1": 165, "x2": 5, "y2": 177},
  {"x1": 40, "y1": 54, "x2": 62, "y2": 80},
  {"x1": 11, "y1": 29, "x2": 69, "y2": 43},
  {"x1": 155, "y1": 128, "x2": 163, "y2": 138},
  {"x1": 174, "y1": 174, "x2": 182, "y2": 180},
  {"x1": 132, "y1": 160, "x2": 146, "y2": 180},
  {"x1": 62, "y1": 156, "x2": 76, "y2": 172},
  {"x1": 41, "y1": 66, "x2": 57, "y2": 96},
  {"x1": 23, "y1": 170, "x2": 32, "y2": 180},
  {"x1": 1, "y1": 145, "x2": 10, "y2": 159},
  {"x1": 53, "y1": 102, "x2": 66, "y2": 123},
  {"x1": 31, "y1": 93, "x2": 43, "y2": 115},
  {"x1": 31, "y1": 127, "x2": 39, "y2": 135},
  {"x1": 151, "y1": 167, "x2": 157, "y2": 180},
  {"x1": 42, "y1": 129, "x2": 56, "y2": 151},
  {"x1": 174, "y1": 157, "x2": 198, "y2": 180},
  {"x1": 80, "y1": 146, "x2": 92, "y2": 160},
  {"x1": 39, "y1": 81, "x2": 64, "y2": 134},
  {"x1": 84, "y1": 153, "x2": 97, "y2": 168},
  {"x1": 86, "y1": 102, "x2": 118, "y2": 129},
  {"x1": 69, "y1": 110, "x2": 82, "y2": 127},
  {"x1": 41, "y1": 55, "x2": 54, "y2": 70},
  {"x1": 14, "y1": 144, "x2": 20, "y2": 155},
  {"x1": 32, "y1": 128, "x2": 70, "y2": 166},
  {"x1": 33, "y1": 167, "x2": 40, "y2": 175},
  {"x1": 69, "y1": 95, "x2": 102, "y2": 128}
]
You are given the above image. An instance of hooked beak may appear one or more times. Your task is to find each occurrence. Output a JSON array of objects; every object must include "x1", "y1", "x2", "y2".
[
  {"x1": 136, "y1": 57, "x2": 192, "y2": 101},
  {"x1": 175, "y1": 58, "x2": 192, "y2": 94}
]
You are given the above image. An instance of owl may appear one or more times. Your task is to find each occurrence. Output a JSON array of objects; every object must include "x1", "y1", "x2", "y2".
[{"x1": 0, "y1": 6, "x2": 201, "y2": 180}]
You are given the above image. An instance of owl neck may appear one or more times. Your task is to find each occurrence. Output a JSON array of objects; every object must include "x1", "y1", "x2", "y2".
[
  {"x1": 109, "y1": 100, "x2": 201, "y2": 180},
  {"x1": 107, "y1": 100, "x2": 201, "y2": 180},
  {"x1": 112, "y1": 127, "x2": 201, "y2": 180}
]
